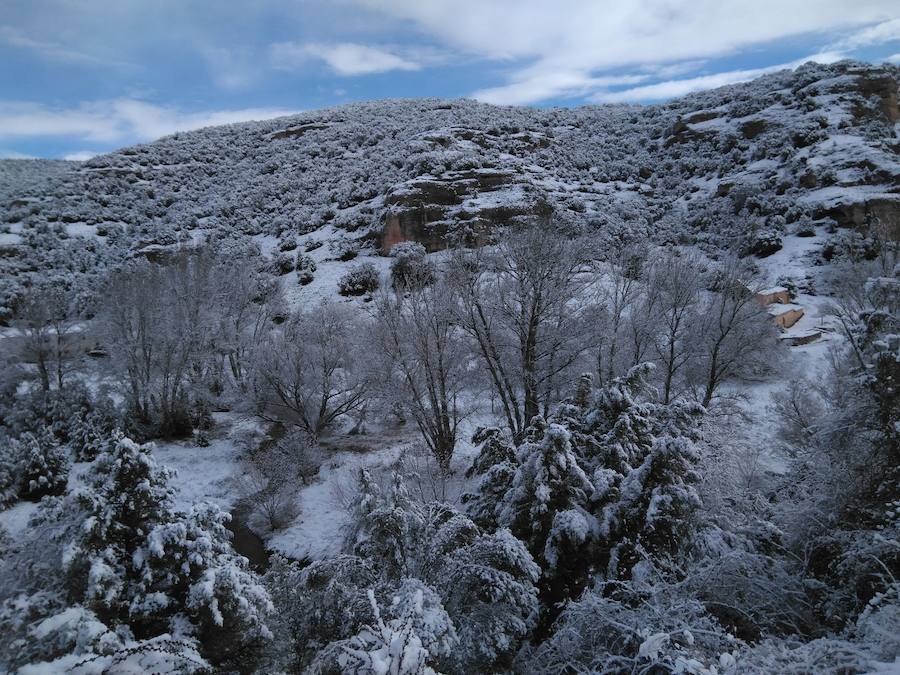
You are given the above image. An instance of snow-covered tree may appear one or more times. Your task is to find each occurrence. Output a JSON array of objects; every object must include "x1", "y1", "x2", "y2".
[
  {"x1": 32, "y1": 435, "x2": 275, "y2": 670},
  {"x1": 461, "y1": 427, "x2": 518, "y2": 529},
  {"x1": 498, "y1": 419, "x2": 595, "y2": 602},
  {"x1": 18, "y1": 431, "x2": 70, "y2": 501},
  {"x1": 255, "y1": 301, "x2": 371, "y2": 438},
  {"x1": 389, "y1": 242, "x2": 436, "y2": 290},
  {"x1": 467, "y1": 366, "x2": 705, "y2": 616},
  {"x1": 373, "y1": 277, "x2": 468, "y2": 472},
  {"x1": 310, "y1": 588, "x2": 446, "y2": 675},
  {"x1": 269, "y1": 469, "x2": 538, "y2": 673},
  {"x1": 597, "y1": 435, "x2": 703, "y2": 580}
]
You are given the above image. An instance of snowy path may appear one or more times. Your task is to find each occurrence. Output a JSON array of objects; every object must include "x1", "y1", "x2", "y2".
[{"x1": 731, "y1": 227, "x2": 838, "y2": 474}]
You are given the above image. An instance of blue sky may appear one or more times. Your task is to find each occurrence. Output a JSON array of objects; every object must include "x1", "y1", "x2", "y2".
[{"x1": 1, "y1": 0, "x2": 898, "y2": 159}]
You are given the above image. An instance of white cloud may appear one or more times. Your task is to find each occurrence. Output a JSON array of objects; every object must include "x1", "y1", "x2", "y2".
[
  {"x1": 199, "y1": 46, "x2": 259, "y2": 90},
  {"x1": 62, "y1": 151, "x2": 99, "y2": 161},
  {"x1": 0, "y1": 24, "x2": 133, "y2": 69},
  {"x1": 474, "y1": 71, "x2": 649, "y2": 106},
  {"x1": 886, "y1": 53, "x2": 900, "y2": 63},
  {"x1": 360, "y1": 0, "x2": 898, "y2": 103},
  {"x1": 591, "y1": 51, "x2": 846, "y2": 103},
  {"x1": 0, "y1": 149, "x2": 36, "y2": 159},
  {"x1": 0, "y1": 100, "x2": 298, "y2": 144},
  {"x1": 834, "y1": 18, "x2": 900, "y2": 49},
  {"x1": 270, "y1": 41, "x2": 420, "y2": 76}
]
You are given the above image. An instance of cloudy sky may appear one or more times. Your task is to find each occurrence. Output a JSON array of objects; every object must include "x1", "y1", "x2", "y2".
[{"x1": 2, "y1": 0, "x2": 899, "y2": 159}]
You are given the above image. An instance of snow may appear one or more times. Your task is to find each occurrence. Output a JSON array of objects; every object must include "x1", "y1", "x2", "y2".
[
  {"x1": 867, "y1": 659, "x2": 900, "y2": 674},
  {"x1": 638, "y1": 632, "x2": 670, "y2": 660},
  {"x1": 767, "y1": 303, "x2": 803, "y2": 315},
  {"x1": 0, "y1": 499, "x2": 38, "y2": 537},
  {"x1": 268, "y1": 443, "x2": 404, "y2": 561},
  {"x1": 64, "y1": 223, "x2": 98, "y2": 238},
  {"x1": 148, "y1": 414, "x2": 260, "y2": 510}
]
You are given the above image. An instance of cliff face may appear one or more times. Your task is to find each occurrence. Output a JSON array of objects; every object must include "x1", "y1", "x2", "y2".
[{"x1": 0, "y1": 60, "x2": 898, "y2": 309}]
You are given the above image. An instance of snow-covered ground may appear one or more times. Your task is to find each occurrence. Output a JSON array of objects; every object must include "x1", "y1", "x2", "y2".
[
  {"x1": 148, "y1": 413, "x2": 264, "y2": 511},
  {"x1": 268, "y1": 443, "x2": 406, "y2": 561},
  {"x1": 727, "y1": 226, "x2": 839, "y2": 474}
]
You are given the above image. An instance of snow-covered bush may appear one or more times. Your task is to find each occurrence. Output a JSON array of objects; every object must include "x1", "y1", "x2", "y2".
[
  {"x1": 237, "y1": 446, "x2": 302, "y2": 533},
  {"x1": 389, "y1": 242, "x2": 436, "y2": 289},
  {"x1": 267, "y1": 470, "x2": 539, "y2": 674},
  {"x1": 0, "y1": 435, "x2": 273, "y2": 672},
  {"x1": 334, "y1": 238, "x2": 360, "y2": 262},
  {"x1": 271, "y1": 251, "x2": 295, "y2": 275},
  {"x1": 339, "y1": 263, "x2": 381, "y2": 296},
  {"x1": 0, "y1": 435, "x2": 22, "y2": 507},
  {"x1": 67, "y1": 409, "x2": 119, "y2": 462},
  {"x1": 524, "y1": 580, "x2": 737, "y2": 675},
  {"x1": 309, "y1": 587, "x2": 447, "y2": 675},
  {"x1": 685, "y1": 525, "x2": 817, "y2": 641},
  {"x1": 18, "y1": 432, "x2": 70, "y2": 501},
  {"x1": 296, "y1": 252, "x2": 317, "y2": 285}
]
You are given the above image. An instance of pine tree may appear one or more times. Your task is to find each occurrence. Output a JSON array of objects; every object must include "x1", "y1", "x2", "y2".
[
  {"x1": 497, "y1": 418, "x2": 596, "y2": 606},
  {"x1": 598, "y1": 435, "x2": 703, "y2": 581},
  {"x1": 462, "y1": 427, "x2": 517, "y2": 529},
  {"x1": 18, "y1": 431, "x2": 70, "y2": 501},
  {"x1": 61, "y1": 435, "x2": 272, "y2": 669}
]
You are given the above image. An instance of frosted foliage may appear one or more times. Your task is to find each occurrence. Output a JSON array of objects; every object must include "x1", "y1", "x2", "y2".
[
  {"x1": 0, "y1": 434, "x2": 272, "y2": 672},
  {"x1": 270, "y1": 470, "x2": 539, "y2": 673},
  {"x1": 525, "y1": 583, "x2": 736, "y2": 675},
  {"x1": 468, "y1": 368, "x2": 704, "y2": 612},
  {"x1": 4, "y1": 62, "x2": 898, "y2": 319},
  {"x1": 323, "y1": 590, "x2": 438, "y2": 675},
  {"x1": 2, "y1": 59, "x2": 900, "y2": 674}
]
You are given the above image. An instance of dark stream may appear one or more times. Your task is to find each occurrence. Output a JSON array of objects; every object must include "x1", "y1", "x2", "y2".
[{"x1": 227, "y1": 500, "x2": 269, "y2": 571}]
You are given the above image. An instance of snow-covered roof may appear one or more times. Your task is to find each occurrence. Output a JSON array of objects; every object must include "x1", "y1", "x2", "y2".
[
  {"x1": 758, "y1": 286, "x2": 788, "y2": 295},
  {"x1": 779, "y1": 329, "x2": 820, "y2": 339},
  {"x1": 767, "y1": 303, "x2": 803, "y2": 315}
]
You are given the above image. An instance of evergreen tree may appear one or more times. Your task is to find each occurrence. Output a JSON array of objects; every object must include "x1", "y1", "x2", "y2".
[{"x1": 18, "y1": 431, "x2": 70, "y2": 501}]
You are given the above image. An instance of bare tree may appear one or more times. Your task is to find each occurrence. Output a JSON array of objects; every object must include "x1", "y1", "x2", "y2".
[
  {"x1": 255, "y1": 301, "x2": 369, "y2": 439},
  {"x1": 590, "y1": 243, "x2": 648, "y2": 386},
  {"x1": 691, "y1": 256, "x2": 778, "y2": 408},
  {"x1": 448, "y1": 224, "x2": 590, "y2": 441},
  {"x1": 213, "y1": 253, "x2": 284, "y2": 393},
  {"x1": 99, "y1": 251, "x2": 215, "y2": 436},
  {"x1": 373, "y1": 273, "x2": 468, "y2": 473},
  {"x1": 645, "y1": 250, "x2": 702, "y2": 404},
  {"x1": 18, "y1": 284, "x2": 78, "y2": 391}
]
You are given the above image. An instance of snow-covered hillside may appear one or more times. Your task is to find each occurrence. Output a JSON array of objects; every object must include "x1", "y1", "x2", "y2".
[
  {"x1": 0, "y1": 59, "x2": 898, "y2": 675},
  {"x1": 1, "y1": 60, "x2": 897, "y2": 321}
]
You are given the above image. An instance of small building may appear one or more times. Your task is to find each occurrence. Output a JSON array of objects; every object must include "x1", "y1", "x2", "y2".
[
  {"x1": 779, "y1": 329, "x2": 822, "y2": 346},
  {"x1": 756, "y1": 286, "x2": 791, "y2": 306},
  {"x1": 768, "y1": 303, "x2": 804, "y2": 329}
]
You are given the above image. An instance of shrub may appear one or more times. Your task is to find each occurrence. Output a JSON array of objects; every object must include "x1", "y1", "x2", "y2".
[
  {"x1": 277, "y1": 236, "x2": 297, "y2": 252},
  {"x1": 272, "y1": 252, "x2": 295, "y2": 275},
  {"x1": 333, "y1": 240, "x2": 359, "y2": 262},
  {"x1": 338, "y1": 263, "x2": 380, "y2": 296},
  {"x1": 296, "y1": 253, "x2": 316, "y2": 285},
  {"x1": 389, "y1": 242, "x2": 436, "y2": 289},
  {"x1": 18, "y1": 432, "x2": 70, "y2": 501}
]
